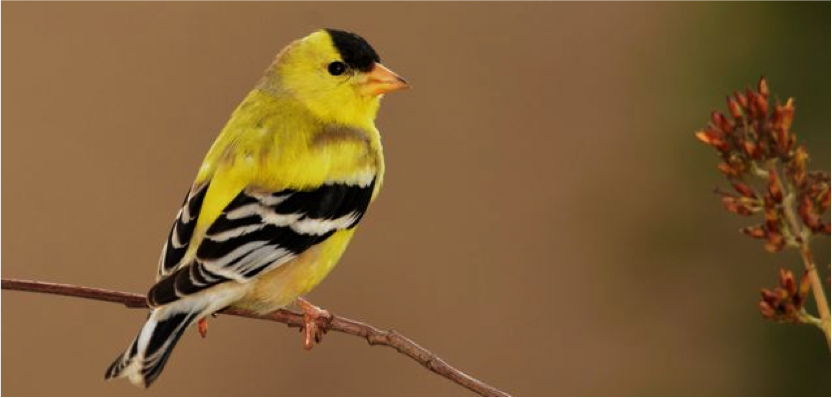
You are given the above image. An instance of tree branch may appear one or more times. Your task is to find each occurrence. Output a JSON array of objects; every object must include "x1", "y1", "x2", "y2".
[
  {"x1": 2, "y1": 277, "x2": 509, "y2": 397},
  {"x1": 780, "y1": 187, "x2": 831, "y2": 347}
]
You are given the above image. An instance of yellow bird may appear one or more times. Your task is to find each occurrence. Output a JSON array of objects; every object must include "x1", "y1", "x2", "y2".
[{"x1": 105, "y1": 29, "x2": 408, "y2": 388}]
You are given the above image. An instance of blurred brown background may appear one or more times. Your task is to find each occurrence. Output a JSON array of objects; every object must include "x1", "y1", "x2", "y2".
[{"x1": 2, "y1": 2, "x2": 829, "y2": 396}]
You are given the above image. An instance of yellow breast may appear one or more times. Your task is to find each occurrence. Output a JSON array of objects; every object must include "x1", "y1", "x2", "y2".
[{"x1": 233, "y1": 229, "x2": 356, "y2": 314}]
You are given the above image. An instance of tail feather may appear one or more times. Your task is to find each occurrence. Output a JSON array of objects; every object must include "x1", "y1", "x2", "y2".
[{"x1": 105, "y1": 307, "x2": 202, "y2": 388}]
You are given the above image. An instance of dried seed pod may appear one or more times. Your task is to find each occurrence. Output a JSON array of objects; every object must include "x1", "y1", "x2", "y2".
[
  {"x1": 759, "y1": 300, "x2": 776, "y2": 319},
  {"x1": 797, "y1": 270, "x2": 810, "y2": 307},
  {"x1": 734, "y1": 90, "x2": 748, "y2": 109},
  {"x1": 790, "y1": 145, "x2": 808, "y2": 187},
  {"x1": 778, "y1": 269, "x2": 795, "y2": 296},
  {"x1": 695, "y1": 130, "x2": 730, "y2": 152},
  {"x1": 758, "y1": 268, "x2": 811, "y2": 322},
  {"x1": 745, "y1": 88, "x2": 756, "y2": 117},
  {"x1": 695, "y1": 130, "x2": 718, "y2": 143},
  {"x1": 743, "y1": 141, "x2": 761, "y2": 160},
  {"x1": 764, "y1": 230, "x2": 785, "y2": 252},
  {"x1": 819, "y1": 186, "x2": 830, "y2": 212},
  {"x1": 718, "y1": 162, "x2": 738, "y2": 177},
  {"x1": 761, "y1": 288, "x2": 778, "y2": 304},
  {"x1": 711, "y1": 111, "x2": 734, "y2": 134},
  {"x1": 780, "y1": 98, "x2": 795, "y2": 132},
  {"x1": 741, "y1": 224, "x2": 766, "y2": 239},
  {"x1": 768, "y1": 169, "x2": 784, "y2": 203},
  {"x1": 772, "y1": 105, "x2": 783, "y2": 130},
  {"x1": 722, "y1": 196, "x2": 753, "y2": 216},
  {"x1": 799, "y1": 195, "x2": 820, "y2": 230},
  {"x1": 727, "y1": 96, "x2": 743, "y2": 120},
  {"x1": 758, "y1": 77, "x2": 769, "y2": 98},
  {"x1": 694, "y1": 130, "x2": 711, "y2": 144},
  {"x1": 732, "y1": 182, "x2": 755, "y2": 198},
  {"x1": 738, "y1": 196, "x2": 761, "y2": 210},
  {"x1": 776, "y1": 127, "x2": 790, "y2": 155},
  {"x1": 753, "y1": 93, "x2": 768, "y2": 118},
  {"x1": 763, "y1": 195, "x2": 781, "y2": 231}
]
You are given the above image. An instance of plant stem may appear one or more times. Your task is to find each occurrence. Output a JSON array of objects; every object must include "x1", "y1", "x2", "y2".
[
  {"x1": 778, "y1": 171, "x2": 831, "y2": 347},
  {"x1": 796, "y1": 243, "x2": 831, "y2": 347}
]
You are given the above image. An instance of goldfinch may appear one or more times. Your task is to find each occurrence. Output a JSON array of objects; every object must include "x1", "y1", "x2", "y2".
[{"x1": 104, "y1": 29, "x2": 407, "y2": 388}]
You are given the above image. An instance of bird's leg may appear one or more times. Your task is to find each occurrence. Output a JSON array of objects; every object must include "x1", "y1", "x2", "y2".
[
  {"x1": 196, "y1": 313, "x2": 218, "y2": 339},
  {"x1": 197, "y1": 317, "x2": 209, "y2": 338},
  {"x1": 294, "y1": 297, "x2": 332, "y2": 350}
]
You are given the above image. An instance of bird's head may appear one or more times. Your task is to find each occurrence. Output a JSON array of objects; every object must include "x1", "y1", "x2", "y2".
[{"x1": 262, "y1": 29, "x2": 408, "y2": 125}]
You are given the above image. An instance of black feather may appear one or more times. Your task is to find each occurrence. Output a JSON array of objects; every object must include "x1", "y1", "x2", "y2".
[
  {"x1": 148, "y1": 179, "x2": 376, "y2": 306},
  {"x1": 325, "y1": 29, "x2": 380, "y2": 72}
]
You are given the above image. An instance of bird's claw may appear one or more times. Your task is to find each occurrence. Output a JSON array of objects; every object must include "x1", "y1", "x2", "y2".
[
  {"x1": 197, "y1": 317, "x2": 209, "y2": 339},
  {"x1": 296, "y1": 298, "x2": 332, "y2": 350},
  {"x1": 301, "y1": 310, "x2": 331, "y2": 350}
]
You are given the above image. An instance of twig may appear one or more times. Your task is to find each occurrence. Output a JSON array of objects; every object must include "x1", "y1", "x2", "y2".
[
  {"x1": 1, "y1": 277, "x2": 509, "y2": 397},
  {"x1": 799, "y1": 245, "x2": 832, "y2": 345},
  {"x1": 780, "y1": 189, "x2": 831, "y2": 347}
]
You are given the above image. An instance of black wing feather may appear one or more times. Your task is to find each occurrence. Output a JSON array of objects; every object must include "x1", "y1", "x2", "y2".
[
  {"x1": 148, "y1": 180, "x2": 375, "y2": 306},
  {"x1": 157, "y1": 183, "x2": 209, "y2": 278}
]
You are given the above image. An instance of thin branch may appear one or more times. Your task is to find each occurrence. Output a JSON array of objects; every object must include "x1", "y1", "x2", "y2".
[
  {"x1": 780, "y1": 188, "x2": 831, "y2": 347},
  {"x1": 2, "y1": 277, "x2": 509, "y2": 397},
  {"x1": 798, "y1": 244, "x2": 831, "y2": 345}
]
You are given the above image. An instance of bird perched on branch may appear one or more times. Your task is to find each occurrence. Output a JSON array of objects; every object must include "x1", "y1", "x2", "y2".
[{"x1": 105, "y1": 29, "x2": 408, "y2": 388}]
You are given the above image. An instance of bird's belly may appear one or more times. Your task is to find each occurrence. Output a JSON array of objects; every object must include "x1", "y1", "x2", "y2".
[{"x1": 233, "y1": 229, "x2": 356, "y2": 314}]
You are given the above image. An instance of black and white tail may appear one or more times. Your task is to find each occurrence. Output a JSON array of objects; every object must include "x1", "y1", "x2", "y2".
[{"x1": 105, "y1": 303, "x2": 207, "y2": 388}]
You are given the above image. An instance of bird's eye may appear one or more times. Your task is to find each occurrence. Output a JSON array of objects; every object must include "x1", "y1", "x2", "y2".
[{"x1": 327, "y1": 61, "x2": 347, "y2": 76}]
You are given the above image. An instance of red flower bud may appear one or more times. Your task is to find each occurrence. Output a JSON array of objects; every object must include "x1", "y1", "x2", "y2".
[
  {"x1": 727, "y1": 96, "x2": 743, "y2": 120},
  {"x1": 695, "y1": 130, "x2": 729, "y2": 152},
  {"x1": 741, "y1": 225, "x2": 766, "y2": 239},
  {"x1": 791, "y1": 145, "x2": 808, "y2": 187},
  {"x1": 779, "y1": 269, "x2": 795, "y2": 296},
  {"x1": 772, "y1": 105, "x2": 783, "y2": 129},
  {"x1": 759, "y1": 301, "x2": 776, "y2": 319},
  {"x1": 765, "y1": 230, "x2": 784, "y2": 252},
  {"x1": 732, "y1": 182, "x2": 755, "y2": 197},
  {"x1": 761, "y1": 288, "x2": 778, "y2": 304},
  {"x1": 799, "y1": 195, "x2": 820, "y2": 230},
  {"x1": 718, "y1": 162, "x2": 737, "y2": 176},
  {"x1": 758, "y1": 77, "x2": 769, "y2": 98},
  {"x1": 722, "y1": 196, "x2": 752, "y2": 215},
  {"x1": 821, "y1": 187, "x2": 830, "y2": 212},
  {"x1": 780, "y1": 98, "x2": 795, "y2": 132},
  {"x1": 768, "y1": 169, "x2": 783, "y2": 203},
  {"x1": 797, "y1": 270, "x2": 811, "y2": 307},
  {"x1": 711, "y1": 111, "x2": 734, "y2": 133},
  {"x1": 735, "y1": 90, "x2": 748, "y2": 109},
  {"x1": 753, "y1": 93, "x2": 768, "y2": 118},
  {"x1": 743, "y1": 141, "x2": 761, "y2": 160}
]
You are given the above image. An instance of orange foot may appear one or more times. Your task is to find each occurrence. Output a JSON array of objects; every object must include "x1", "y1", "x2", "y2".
[
  {"x1": 197, "y1": 317, "x2": 209, "y2": 338},
  {"x1": 295, "y1": 297, "x2": 332, "y2": 350}
]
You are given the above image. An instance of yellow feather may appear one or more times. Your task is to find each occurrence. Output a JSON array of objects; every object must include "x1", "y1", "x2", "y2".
[{"x1": 235, "y1": 230, "x2": 356, "y2": 313}]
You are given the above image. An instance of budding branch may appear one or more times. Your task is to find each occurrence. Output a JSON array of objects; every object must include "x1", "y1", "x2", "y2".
[
  {"x1": 1, "y1": 277, "x2": 509, "y2": 397},
  {"x1": 779, "y1": 188, "x2": 831, "y2": 347}
]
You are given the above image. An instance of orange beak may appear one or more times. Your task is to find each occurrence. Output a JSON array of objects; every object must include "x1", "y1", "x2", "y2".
[{"x1": 363, "y1": 63, "x2": 409, "y2": 96}]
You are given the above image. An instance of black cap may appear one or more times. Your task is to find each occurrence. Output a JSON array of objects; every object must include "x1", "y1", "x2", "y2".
[{"x1": 325, "y1": 29, "x2": 380, "y2": 72}]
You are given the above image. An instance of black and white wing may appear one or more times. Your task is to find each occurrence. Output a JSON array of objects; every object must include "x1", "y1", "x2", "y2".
[
  {"x1": 147, "y1": 180, "x2": 375, "y2": 306},
  {"x1": 156, "y1": 183, "x2": 209, "y2": 280}
]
